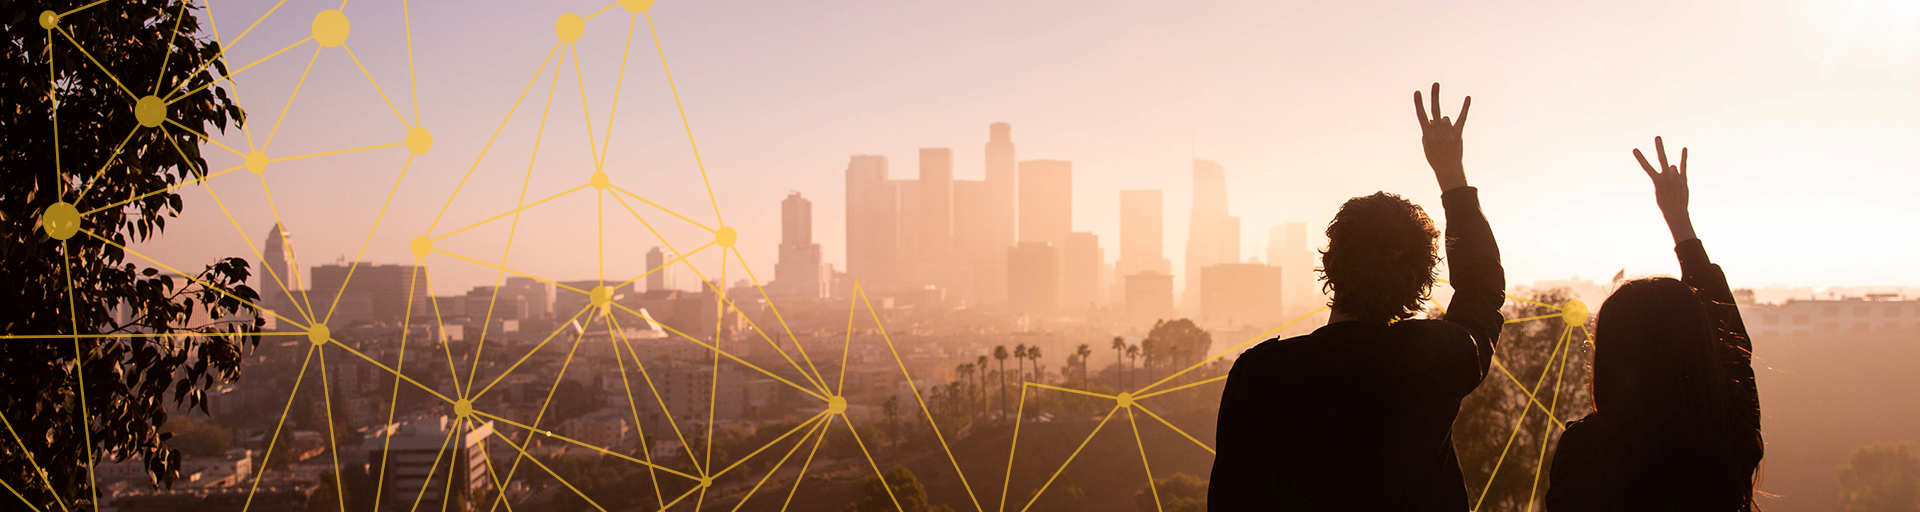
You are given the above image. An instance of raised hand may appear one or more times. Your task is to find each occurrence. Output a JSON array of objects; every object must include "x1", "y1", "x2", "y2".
[
  {"x1": 1414, "y1": 82, "x2": 1471, "y2": 191},
  {"x1": 1632, "y1": 136, "x2": 1697, "y2": 243}
]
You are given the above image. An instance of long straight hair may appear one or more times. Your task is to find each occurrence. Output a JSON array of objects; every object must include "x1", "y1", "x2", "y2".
[{"x1": 1590, "y1": 277, "x2": 1761, "y2": 511}]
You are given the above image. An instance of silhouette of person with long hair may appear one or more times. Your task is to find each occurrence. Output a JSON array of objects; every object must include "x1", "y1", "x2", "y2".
[
  {"x1": 1544, "y1": 138, "x2": 1763, "y2": 511},
  {"x1": 1209, "y1": 83, "x2": 1506, "y2": 510}
]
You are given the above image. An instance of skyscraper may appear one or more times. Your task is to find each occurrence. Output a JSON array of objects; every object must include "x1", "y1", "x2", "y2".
[
  {"x1": 646, "y1": 247, "x2": 669, "y2": 292},
  {"x1": 918, "y1": 148, "x2": 954, "y2": 263},
  {"x1": 1183, "y1": 159, "x2": 1235, "y2": 313},
  {"x1": 845, "y1": 155, "x2": 898, "y2": 287},
  {"x1": 1017, "y1": 160, "x2": 1072, "y2": 246},
  {"x1": 308, "y1": 263, "x2": 429, "y2": 326},
  {"x1": 1060, "y1": 232, "x2": 1102, "y2": 317},
  {"x1": 1268, "y1": 222, "x2": 1318, "y2": 312},
  {"x1": 981, "y1": 123, "x2": 1017, "y2": 304},
  {"x1": 1007, "y1": 241, "x2": 1060, "y2": 318},
  {"x1": 774, "y1": 192, "x2": 826, "y2": 299},
  {"x1": 260, "y1": 223, "x2": 299, "y2": 320},
  {"x1": 1118, "y1": 190, "x2": 1171, "y2": 276}
]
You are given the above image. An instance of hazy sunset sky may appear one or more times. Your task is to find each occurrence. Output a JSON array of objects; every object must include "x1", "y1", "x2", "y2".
[{"x1": 132, "y1": 0, "x2": 1920, "y2": 299}]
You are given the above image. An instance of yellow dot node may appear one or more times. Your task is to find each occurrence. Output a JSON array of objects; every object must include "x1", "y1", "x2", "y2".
[
  {"x1": 1116, "y1": 392, "x2": 1134, "y2": 408},
  {"x1": 589, "y1": 171, "x2": 609, "y2": 190},
  {"x1": 1562, "y1": 299, "x2": 1589, "y2": 327},
  {"x1": 620, "y1": 0, "x2": 655, "y2": 13},
  {"x1": 38, "y1": 11, "x2": 58, "y2": 29},
  {"x1": 245, "y1": 150, "x2": 269, "y2": 174},
  {"x1": 307, "y1": 324, "x2": 330, "y2": 346},
  {"x1": 312, "y1": 10, "x2": 350, "y2": 48},
  {"x1": 453, "y1": 399, "x2": 473, "y2": 418},
  {"x1": 826, "y1": 395, "x2": 847, "y2": 415},
  {"x1": 41, "y1": 202, "x2": 80, "y2": 241},
  {"x1": 134, "y1": 95, "x2": 166, "y2": 128},
  {"x1": 555, "y1": 13, "x2": 584, "y2": 42},
  {"x1": 590, "y1": 285, "x2": 610, "y2": 308},
  {"x1": 409, "y1": 236, "x2": 432, "y2": 258},
  {"x1": 406, "y1": 128, "x2": 433, "y2": 155},
  {"x1": 698, "y1": 476, "x2": 712, "y2": 488},
  {"x1": 715, "y1": 226, "x2": 737, "y2": 248}
]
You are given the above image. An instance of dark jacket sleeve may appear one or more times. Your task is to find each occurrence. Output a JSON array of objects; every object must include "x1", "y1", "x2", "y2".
[
  {"x1": 1675, "y1": 238, "x2": 1760, "y2": 430},
  {"x1": 1439, "y1": 187, "x2": 1507, "y2": 381},
  {"x1": 1209, "y1": 350, "x2": 1279, "y2": 511}
]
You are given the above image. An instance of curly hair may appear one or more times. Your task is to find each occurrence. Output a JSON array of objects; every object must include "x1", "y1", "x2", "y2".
[{"x1": 1318, "y1": 192, "x2": 1441, "y2": 322}]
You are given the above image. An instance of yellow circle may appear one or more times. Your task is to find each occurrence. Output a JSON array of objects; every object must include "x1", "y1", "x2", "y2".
[
  {"x1": 1116, "y1": 391, "x2": 1134, "y2": 408},
  {"x1": 409, "y1": 236, "x2": 432, "y2": 258},
  {"x1": 245, "y1": 150, "x2": 269, "y2": 174},
  {"x1": 134, "y1": 96, "x2": 166, "y2": 128},
  {"x1": 555, "y1": 13, "x2": 584, "y2": 42},
  {"x1": 620, "y1": 0, "x2": 655, "y2": 13},
  {"x1": 308, "y1": 325, "x2": 331, "y2": 346},
  {"x1": 312, "y1": 10, "x2": 350, "y2": 48},
  {"x1": 453, "y1": 399, "x2": 473, "y2": 418},
  {"x1": 715, "y1": 226, "x2": 737, "y2": 248},
  {"x1": 590, "y1": 285, "x2": 611, "y2": 308},
  {"x1": 589, "y1": 171, "x2": 609, "y2": 190},
  {"x1": 406, "y1": 128, "x2": 433, "y2": 155},
  {"x1": 38, "y1": 11, "x2": 59, "y2": 29},
  {"x1": 1562, "y1": 299, "x2": 1589, "y2": 327},
  {"x1": 42, "y1": 202, "x2": 80, "y2": 241},
  {"x1": 826, "y1": 395, "x2": 847, "y2": 415}
]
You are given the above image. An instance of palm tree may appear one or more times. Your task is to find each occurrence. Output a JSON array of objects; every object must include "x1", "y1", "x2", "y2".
[
  {"x1": 993, "y1": 346, "x2": 1010, "y2": 419},
  {"x1": 955, "y1": 363, "x2": 973, "y2": 416},
  {"x1": 1028, "y1": 347, "x2": 1044, "y2": 384},
  {"x1": 1075, "y1": 343, "x2": 1093, "y2": 383},
  {"x1": 1111, "y1": 336, "x2": 1126, "y2": 388},
  {"x1": 1014, "y1": 344, "x2": 1028, "y2": 384},
  {"x1": 977, "y1": 355, "x2": 990, "y2": 415},
  {"x1": 1125, "y1": 343, "x2": 1141, "y2": 389}
]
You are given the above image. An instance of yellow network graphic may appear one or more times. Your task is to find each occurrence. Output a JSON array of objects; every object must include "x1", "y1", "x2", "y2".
[{"x1": 9, "y1": 1, "x2": 1593, "y2": 511}]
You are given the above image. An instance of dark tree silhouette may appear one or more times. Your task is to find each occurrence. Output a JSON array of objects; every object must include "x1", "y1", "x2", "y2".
[
  {"x1": 845, "y1": 466, "x2": 954, "y2": 512},
  {"x1": 1453, "y1": 289, "x2": 1593, "y2": 512},
  {"x1": 2, "y1": 0, "x2": 252, "y2": 508}
]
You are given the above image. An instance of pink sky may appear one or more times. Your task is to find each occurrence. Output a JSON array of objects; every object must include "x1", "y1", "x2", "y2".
[{"x1": 133, "y1": 0, "x2": 1920, "y2": 298}]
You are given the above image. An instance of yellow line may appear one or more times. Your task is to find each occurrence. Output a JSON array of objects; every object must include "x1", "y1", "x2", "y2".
[
  {"x1": 59, "y1": 0, "x2": 110, "y2": 17},
  {"x1": 609, "y1": 301, "x2": 828, "y2": 401},
  {"x1": 169, "y1": 36, "x2": 315, "y2": 104},
  {"x1": 1491, "y1": 359, "x2": 1569, "y2": 429},
  {"x1": 420, "y1": 274, "x2": 466, "y2": 398},
  {"x1": 731, "y1": 418, "x2": 827, "y2": 512},
  {"x1": 1028, "y1": 382, "x2": 1117, "y2": 400},
  {"x1": 1130, "y1": 403, "x2": 1213, "y2": 455},
  {"x1": 469, "y1": 305, "x2": 594, "y2": 400},
  {"x1": 151, "y1": 0, "x2": 191, "y2": 95},
  {"x1": 609, "y1": 240, "x2": 715, "y2": 292},
  {"x1": 1524, "y1": 327, "x2": 1576, "y2": 511},
  {"x1": 316, "y1": 347, "x2": 347, "y2": 512},
  {"x1": 866, "y1": 292, "x2": 986, "y2": 512},
  {"x1": 431, "y1": 248, "x2": 589, "y2": 295},
  {"x1": 997, "y1": 383, "x2": 1031, "y2": 512},
  {"x1": 256, "y1": 44, "x2": 321, "y2": 150},
  {"x1": 424, "y1": 41, "x2": 561, "y2": 235},
  {"x1": 1471, "y1": 326, "x2": 1573, "y2": 512},
  {"x1": 269, "y1": 141, "x2": 406, "y2": 163},
  {"x1": 1505, "y1": 312, "x2": 1564, "y2": 324},
  {"x1": 71, "y1": 122, "x2": 139, "y2": 203},
  {"x1": 50, "y1": 27, "x2": 62, "y2": 202},
  {"x1": 77, "y1": 163, "x2": 243, "y2": 217},
  {"x1": 610, "y1": 320, "x2": 706, "y2": 474},
  {"x1": 840, "y1": 414, "x2": 906, "y2": 512},
  {"x1": 731, "y1": 248, "x2": 832, "y2": 394},
  {"x1": 321, "y1": 153, "x2": 417, "y2": 325},
  {"x1": 240, "y1": 345, "x2": 315, "y2": 512},
  {"x1": 430, "y1": 184, "x2": 590, "y2": 242},
  {"x1": 206, "y1": 0, "x2": 293, "y2": 67},
  {"x1": 643, "y1": 12, "x2": 725, "y2": 226},
  {"x1": 686, "y1": 251, "x2": 828, "y2": 394},
  {"x1": 0, "y1": 477, "x2": 38, "y2": 512},
  {"x1": 1125, "y1": 407, "x2": 1163, "y2": 512},
  {"x1": 403, "y1": 0, "x2": 420, "y2": 124},
  {"x1": 603, "y1": 315, "x2": 669, "y2": 509},
  {"x1": 161, "y1": 118, "x2": 244, "y2": 156},
  {"x1": 569, "y1": 42, "x2": 601, "y2": 171},
  {"x1": 1132, "y1": 305, "x2": 1327, "y2": 395},
  {"x1": 706, "y1": 252, "x2": 727, "y2": 475},
  {"x1": 402, "y1": 418, "x2": 462, "y2": 512},
  {"x1": 609, "y1": 184, "x2": 715, "y2": 232},
  {"x1": 585, "y1": 0, "x2": 619, "y2": 20},
  {"x1": 0, "y1": 331, "x2": 308, "y2": 340},
  {"x1": 471, "y1": 411, "x2": 701, "y2": 482},
  {"x1": 481, "y1": 312, "x2": 606, "y2": 512},
  {"x1": 780, "y1": 411, "x2": 834, "y2": 512},
  {"x1": 599, "y1": 14, "x2": 639, "y2": 170},
  {"x1": 0, "y1": 404, "x2": 67, "y2": 512},
  {"x1": 340, "y1": 45, "x2": 413, "y2": 130},
  {"x1": 485, "y1": 421, "x2": 612, "y2": 512},
  {"x1": 1018, "y1": 405, "x2": 1121, "y2": 512},
  {"x1": 78, "y1": 229, "x2": 310, "y2": 330},
  {"x1": 54, "y1": 26, "x2": 133, "y2": 99},
  {"x1": 1132, "y1": 375, "x2": 1226, "y2": 401},
  {"x1": 254, "y1": 172, "x2": 321, "y2": 325},
  {"x1": 838, "y1": 283, "x2": 860, "y2": 395},
  {"x1": 186, "y1": 163, "x2": 316, "y2": 324},
  {"x1": 713, "y1": 412, "x2": 828, "y2": 478},
  {"x1": 371, "y1": 264, "x2": 421, "y2": 508},
  {"x1": 326, "y1": 340, "x2": 458, "y2": 405}
]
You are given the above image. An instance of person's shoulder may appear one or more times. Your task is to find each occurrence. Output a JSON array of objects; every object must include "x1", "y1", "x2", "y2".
[
  {"x1": 1235, "y1": 333, "x2": 1315, "y2": 365},
  {"x1": 1391, "y1": 318, "x2": 1478, "y2": 348}
]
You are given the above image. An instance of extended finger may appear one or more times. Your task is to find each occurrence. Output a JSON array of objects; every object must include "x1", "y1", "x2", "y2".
[
  {"x1": 1455, "y1": 96, "x2": 1471, "y2": 131},
  {"x1": 1655, "y1": 137, "x2": 1669, "y2": 173},
  {"x1": 1633, "y1": 148, "x2": 1658, "y2": 178},
  {"x1": 1680, "y1": 147, "x2": 1688, "y2": 176},
  {"x1": 1430, "y1": 83, "x2": 1442, "y2": 121},
  {"x1": 1414, "y1": 91, "x2": 1430, "y2": 125}
]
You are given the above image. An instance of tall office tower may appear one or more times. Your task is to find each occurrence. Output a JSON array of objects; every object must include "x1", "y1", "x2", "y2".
[
  {"x1": 952, "y1": 180, "x2": 996, "y2": 303},
  {"x1": 774, "y1": 192, "x2": 826, "y2": 298},
  {"x1": 981, "y1": 123, "x2": 1016, "y2": 303},
  {"x1": 918, "y1": 148, "x2": 954, "y2": 263},
  {"x1": 1200, "y1": 263, "x2": 1285, "y2": 328},
  {"x1": 646, "y1": 247, "x2": 670, "y2": 291},
  {"x1": 1006, "y1": 242, "x2": 1060, "y2": 318},
  {"x1": 1118, "y1": 190, "x2": 1171, "y2": 276},
  {"x1": 1060, "y1": 232, "x2": 1102, "y2": 317},
  {"x1": 260, "y1": 223, "x2": 299, "y2": 319},
  {"x1": 845, "y1": 155, "x2": 898, "y2": 287},
  {"x1": 1017, "y1": 160, "x2": 1072, "y2": 245},
  {"x1": 308, "y1": 263, "x2": 430, "y2": 326},
  {"x1": 1183, "y1": 159, "x2": 1232, "y2": 313},
  {"x1": 502, "y1": 276, "x2": 552, "y2": 319}
]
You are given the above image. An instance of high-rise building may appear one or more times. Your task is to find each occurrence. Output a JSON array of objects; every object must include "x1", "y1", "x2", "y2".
[
  {"x1": 1200, "y1": 263, "x2": 1285, "y2": 329},
  {"x1": 259, "y1": 223, "x2": 299, "y2": 321},
  {"x1": 1118, "y1": 190, "x2": 1171, "y2": 276},
  {"x1": 845, "y1": 155, "x2": 898, "y2": 287},
  {"x1": 1125, "y1": 271, "x2": 1175, "y2": 325},
  {"x1": 362, "y1": 416, "x2": 498, "y2": 511},
  {"x1": 981, "y1": 123, "x2": 1017, "y2": 304},
  {"x1": 1018, "y1": 160, "x2": 1072, "y2": 246},
  {"x1": 775, "y1": 192, "x2": 826, "y2": 299},
  {"x1": 918, "y1": 148, "x2": 954, "y2": 263},
  {"x1": 645, "y1": 246, "x2": 671, "y2": 292},
  {"x1": 308, "y1": 263, "x2": 429, "y2": 326},
  {"x1": 1183, "y1": 159, "x2": 1235, "y2": 313},
  {"x1": 953, "y1": 179, "x2": 997, "y2": 304},
  {"x1": 1060, "y1": 232, "x2": 1102, "y2": 317},
  {"x1": 1007, "y1": 241, "x2": 1060, "y2": 318},
  {"x1": 1268, "y1": 222, "x2": 1319, "y2": 312},
  {"x1": 502, "y1": 276, "x2": 552, "y2": 319}
]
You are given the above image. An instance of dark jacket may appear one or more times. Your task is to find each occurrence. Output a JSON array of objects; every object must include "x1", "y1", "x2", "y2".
[{"x1": 1208, "y1": 187, "x2": 1506, "y2": 511}]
